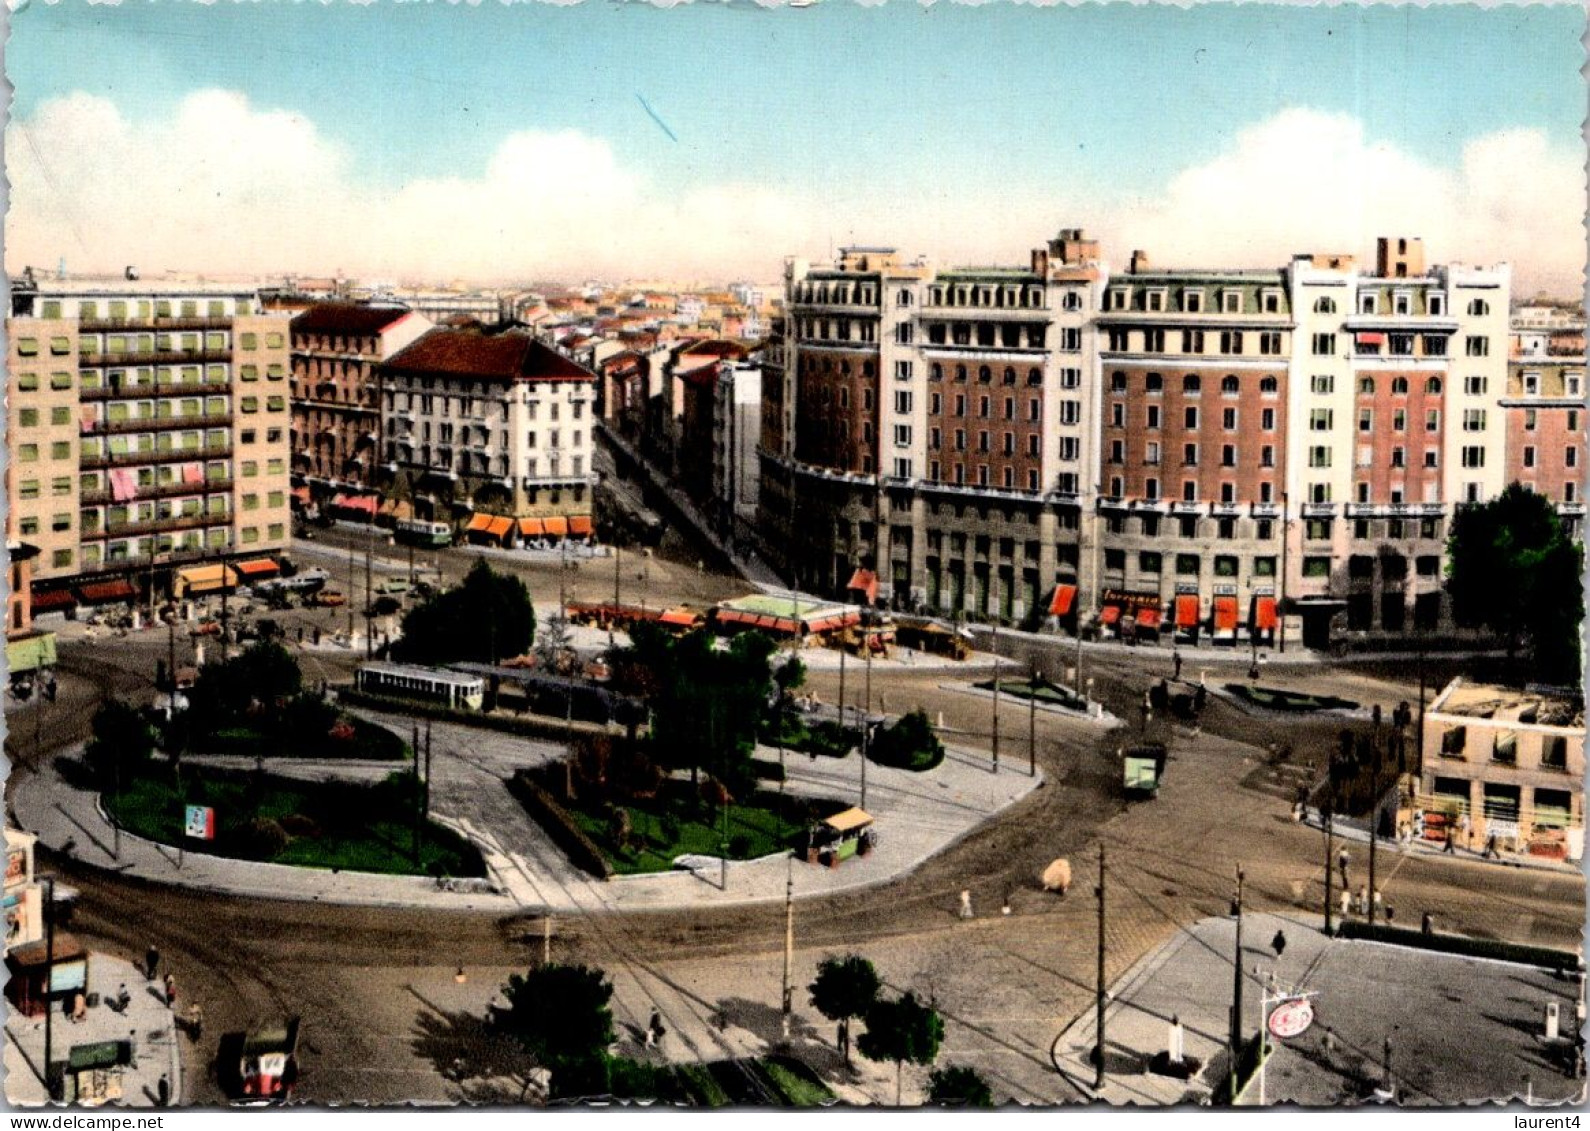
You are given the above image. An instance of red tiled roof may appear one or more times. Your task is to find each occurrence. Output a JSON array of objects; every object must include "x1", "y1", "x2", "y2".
[
  {"x1": 675, "y1": 338, "x2": 748, "y2": 361},
  {"x1": 291, "y1": 303, "x2": 416, "y2": 337},
  {"x1": 384, "y1": 329, "x2": 594, "y2": 383}
]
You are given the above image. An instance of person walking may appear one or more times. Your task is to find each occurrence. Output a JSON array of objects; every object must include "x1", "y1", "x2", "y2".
[
  {"x1": 1337, "y1": 846, "x2": 1350, "y2": 891},
  {"x1": 164, "y1": 973, "x2": 177, "y2": 1008},
  {"x1": 1483, "y1": 833, "x2": 1499, "y2": 860},
  {"x1": 1271, "y1": 930, "x2": 1287, "y2": 958},
  {"x1": 1172, "y1": 648, "x2": 1182, "y2": 681},
  {"x1": 959, "y1": 889, "x2": 974, "y2": 920},
  {"x1": 1443, "y1": 826, "x2": 1456, "y2": 854},
  {"x1": 116, "y1": 983, "x2": 131, "y2": 1012},
  {"x1": 187, "y1": 1002, "x2": 204, "y2": 1041},
  {"x1": 146, "y1": 945, "x2": 161, "y2": 982},
  {"x1": 156, "y1": 1075, "x2": 171, "y2": 1107},
  {"x1": 648, "y1": 1009, "x2": 666, "y2": 1048}
]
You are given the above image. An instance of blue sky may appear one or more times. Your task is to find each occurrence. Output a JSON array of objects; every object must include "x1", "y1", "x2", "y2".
[{"x1": 6, "y1": 2, "x2": 1584, "y2": 288}]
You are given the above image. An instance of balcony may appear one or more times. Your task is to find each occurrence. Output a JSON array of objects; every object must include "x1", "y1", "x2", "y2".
[
  {"x1": 1209, "y1": 501, "x2": 1242, "y2": 517},
  {"x1": 79, "y1": 348, "x2": 232, "y2": 367},
  {"x1": 1301, "y1": 501, "x2": 1338, "y2": 518},
  {"x1": 86, "y1": 412, "x2": 233, "y2": 436},
  {"x1": 81, "y1": 477, "x2": 233, "y2": 507},
  {"x1": 1250, "y1": 502, "x2": 1280, "y2": 518},
  {"x1": 84, "y1": 512, "x2": 229, "y2": 541},
  {"x1": 81, "y1": 442, "x2": 233, "y2": 470},
  {"x1": 79, "y1": 545, "x2": 235, "y2": 576},
  {"x1": 81, "y1": 379, "x2": 232, "y2": 401},
  {"x1": 78, "y1": 315, "x2": 239, "y2": 333}
]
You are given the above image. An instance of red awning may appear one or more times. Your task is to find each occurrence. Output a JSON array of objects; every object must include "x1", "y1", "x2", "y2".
[
  {"x1": 1049, "y1": 584, "x2": 1077, "y2": 617},
  {"x1": 291, "y1": 486, "x2": 311, "y2": 505},
  {"x1": 1213, "y1": 596, "x2": 1240, "y2": 631},
  {"x1": 78, "y1": 580, "x2": 138, "y2": 604},
  {"x1": 30, "y1": 589, "x2": 76, "y2": 611},
  {"x1": 1136, "y1": 608, "x2": 1162, "y2": 630},
  {"x1": 847, "y1": 569, "x2": 878, "y2": 604},
  {"x1": 1253, "y1": 596, "x2": 1278, "y2": 631},
  {"x1": 659, "y1": 609, "x2": 699, "y2": 627},
  {"x1": 543, "y1": 516, "x2": 569, "y2": 537},
  {"x1": 568, "y1": 516, "x2": 594, "y2": 536},
  {"x1": 805, "y1": 611, "x2": 861, "y2": 634},
  {"x1": 1356, "y1": 332, "x2": 1385, "y2": 346},
  {"x1": 344, "y1": 495, "x2": 378, "y2": 516},
  {"x1": 1175, "y1": 595, "x2": 1201, "y2": 628},
  {"x1": 235, "y1": 559, "x2": 280, "y2": 579},
  {"x1": 1099, "y1": 604, "x2": 1122, "y2": 625}
]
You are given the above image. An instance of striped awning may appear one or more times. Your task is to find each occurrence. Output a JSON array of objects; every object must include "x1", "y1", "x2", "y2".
[
  {"x1": 847, "y1": 569, "x2": 878, "y2": 604},
  {"x1": 30, "y1": 589, "x2": 76, "y2": 612}
]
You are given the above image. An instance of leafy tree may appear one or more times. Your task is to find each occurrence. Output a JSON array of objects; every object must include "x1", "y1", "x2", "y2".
[
  {"x1": 1446, "y1": 483, "x2": 1584, "y2": 684},
  {"x1": 928, "y1": 1065, "x2": 993, "y2": 1107},
  {"x1": 189, "y1": 641, "x2": 304, "y2": 739},
  {"x1": 808, "y1": 954, "x2": 881, "y2": 1069},
  {"x1": 498, "y1": 963, "x2": 616, "y2": 1099},
  {"x1": 84, "y1": 700, "x2": 156, "y2": 788},
  {"x1": 856, "y1": 991, "x2": 945, "y2": 1105},
  {"x1": 868, "y1": 709, "x2": 946, "y2": 772},
  {"x1": 397, "y1": 558, "x2": 535, "y2": 666}
]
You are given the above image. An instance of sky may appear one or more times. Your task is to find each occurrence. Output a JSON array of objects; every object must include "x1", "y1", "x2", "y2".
[{"x1": 5, "y1": 1, "x2": 1584, "y2": 293}]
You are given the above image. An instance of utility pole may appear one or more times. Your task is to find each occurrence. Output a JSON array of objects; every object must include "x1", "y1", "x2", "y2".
[
  {"x1": 610, "y1": 540, "x2": 621, "y2": 649},
  {"x1": 365, "y1": 523, "x2": 374, "y2": 659},
  {"x1": 1369, "y1": 733, "x2": 1380, "y2": 927},
  {"x1": 1094, "y1": 842, "x2": 1107, "y2": 1091},
  {"x1": 1029, "y1": 666, "x2": 1040, "y2": 777},
  {"x1": 346, "y1": 534, "x2": 356, "y2": 641},
  {"x1": 1278, "y1": 490, "x2": 1289, "y2": 654},
  {"x1": 861, "y1": 638, "x2": 872, "y2": 811},
  {"x1": 424, "y1": 721, "x2": 433, "y2": 821},
  {"x1": 781, "y1": 855, "x2": 795, "y2": 1042},
  {"x1": 42, "y1": 875, "x2": 56, "y2": 1100},
  {"x1": 1229, "y1": 866, "x2": 1245, "y2": 1102},
  {"x1": 1323, "y1": 791, "x2": 1334, "y2": 937},
  {"x1": 411, "y1": 720, "x2": 422, "y2": 867},
  {"x1": 837, "y1": 637, "x2": 847, "y2": 733},
  {"x1": 542, "y1": 914, "x2": 552, "y2": 966},
  {"x1": 990, "y1": 622, "x2": 1000, "y2": 774}
]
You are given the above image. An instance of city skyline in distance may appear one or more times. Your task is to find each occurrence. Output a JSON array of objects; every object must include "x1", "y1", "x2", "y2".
[{"x1": 5, "y1": 2, "x2": 1583, "y2": 296}]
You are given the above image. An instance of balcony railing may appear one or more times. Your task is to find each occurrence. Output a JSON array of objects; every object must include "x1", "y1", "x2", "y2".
[
  {"x1": 78, "y1": 315, "x2": 239, "y2": 333},
  {"x1": 81, "y1": 477, "x2": 233, "y2": 507},
  {"x1": 81, "y1": 379, "x2": 232, "y2": 401},
  {"x1": 84, "y1": 512, "x2": 229, "y2": 541},
  {"x1": 81, "y1": 443, "x2": 233, "y2": 470},
  {"x1": 85, "y1": 413, "x2": 233, "y2": 436}
]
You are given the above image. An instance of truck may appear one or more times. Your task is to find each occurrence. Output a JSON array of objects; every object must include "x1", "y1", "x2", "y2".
[{"x1": 222, "y1": 1017, "x2": 301, "y2": 1102}]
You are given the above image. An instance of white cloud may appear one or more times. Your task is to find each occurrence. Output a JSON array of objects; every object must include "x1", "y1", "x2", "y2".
[{"x1": 7, "y1": 95, "x2": 1581, "y2": 295}]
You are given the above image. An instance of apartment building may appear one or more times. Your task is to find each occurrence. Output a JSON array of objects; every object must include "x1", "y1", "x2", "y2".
[
  {"x1": 762, "y1": 229, "x2": 1531, "y2": 647},
  {"x1": 6, "y1": 278, "x2": 292, "y2": 605},
  {"x1": 378, "y1": 327, "x2": 599, "y2": 536},
  {"x1": 289, "y1": 303, "x2": 432, "y2": 490}
]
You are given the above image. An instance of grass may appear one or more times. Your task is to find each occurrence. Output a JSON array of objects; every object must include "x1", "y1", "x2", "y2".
[
  {"x1": 720, "y1": 593, "x2": 848, "y2": 618},
  {"x1": 757, "y1": 1057, "x2": 835, "y2": 1107},
  {"x1": 974, "y1": 678, "x2": 1086, "y2": 711},
  {"x1": 104, "y1": 764, "x2": 483, "y2": 876},
  {"x1": 1224, "y1": 684, "x2": 1359, "y2": 713},
  {"x1": 201, "y1": 716, "x2": 409, "y2": 761},
  {"x1": 672, "y1": 1063, "x2": 729, "y2": 1107}
]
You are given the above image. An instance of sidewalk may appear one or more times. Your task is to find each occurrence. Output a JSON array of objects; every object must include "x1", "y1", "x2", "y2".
[
  {"x1": 8, "y1": 716, "x2": 1043, "y2": 914},
  {"x1": 4, "y1": 952, "x2": 184, "y2": 1108},
  {"x1": 1298, "y1": 809, "x2": 1582, "y2": 877}
]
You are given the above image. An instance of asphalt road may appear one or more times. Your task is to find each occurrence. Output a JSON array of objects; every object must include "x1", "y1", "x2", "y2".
[{"x1": 8, "y1": 533, "x2": 1582, "y2": 1106}]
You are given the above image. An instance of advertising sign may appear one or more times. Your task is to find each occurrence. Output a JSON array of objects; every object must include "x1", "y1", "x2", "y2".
[
  {"x1": 184, "y1": 805, "x2": 216, "y2": 841},
  {"x1": 1268, "y1": 997, "x2": 1315, "y2": 1039},
  {"x1": 6, "y1": 847, "x2": 27, "y2": 887},
  {"x1": 49, "y1": 958, "x2": 88, "y2": 994}
]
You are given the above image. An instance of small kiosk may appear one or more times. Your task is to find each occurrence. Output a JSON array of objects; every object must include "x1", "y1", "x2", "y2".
[{"x1": 806, "y1": 808, "x2": 876, "y2": 868}]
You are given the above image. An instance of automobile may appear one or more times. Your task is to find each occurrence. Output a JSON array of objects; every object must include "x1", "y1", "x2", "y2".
[
  {"x1": 311, "y1": 590, "x2": 347, "y2": 608},
  {"x1": 375, "y1": 577, "x2": 411, "y2": 596}
]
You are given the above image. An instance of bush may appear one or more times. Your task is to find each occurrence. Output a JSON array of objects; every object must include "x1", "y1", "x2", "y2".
[
  {"x1": 236, "y1": 816, "x2": 290, "y2": 860},
  {"x1": 750, "y1": 758, "x2": 787, "y2": 783},
  {"x1": 278, "y1": 813, "x2": 321, "y2": 838},
  {"x1": 507, "y1": 770, "x2": 614, "y2": 880},
  {"x1": 800, "y1": 720, "x2": 857, "y2": 759},
  {"x1": 868, "y1": 709, "x2": 945, "y2": 772}
]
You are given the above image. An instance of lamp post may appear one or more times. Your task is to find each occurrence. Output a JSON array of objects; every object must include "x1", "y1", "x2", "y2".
[
  {"x1": 1229, "y1": 866, "x2": 1245, "y2": 1103},
  {"x1": 1029, "y1": 666, "x2": 1040, "y2": 777},
  {"x1": 990, "y1": 621, "x2": 1000, "y2": 775}
]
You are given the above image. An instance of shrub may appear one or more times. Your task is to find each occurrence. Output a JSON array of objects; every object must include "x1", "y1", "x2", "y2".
[
  {"x1": 236, "y1": 816, "x2": 290, "y2": 860},
  {"x1": 868, "y1": 709, "x2": 945, "y2": 772}
]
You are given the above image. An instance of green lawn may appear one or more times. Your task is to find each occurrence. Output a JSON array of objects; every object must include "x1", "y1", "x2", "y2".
[
  {"x1": 974, "y1": 678, "x2": 1086, "y2": 711},
  {"x1": 1224, "y1": 683, "x2": 1359, "y2": 713},
  {"x1": 757, "y1": 1057, "x2": 835, "y2": 1107},
  {"x1": 104, "y1": 764, "x2": 482, "y2": 876},
  {"x1": 200, "y1": 716, "x2": 408, "y2": 761}
]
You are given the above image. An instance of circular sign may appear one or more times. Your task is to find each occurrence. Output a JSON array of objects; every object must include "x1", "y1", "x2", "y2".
[{"x1": 1268, "y1": 998, "x2": 1315, "y2": 1040}]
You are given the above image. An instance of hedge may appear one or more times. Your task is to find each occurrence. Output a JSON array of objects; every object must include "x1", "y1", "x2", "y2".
[
  {"x1": 506, "y1": 768, "x2": 614, "y2": 880},
  {"x1": 1336, "y1": 920, "x2": 1578, "y2": 971},
  {"x1": 338, "y1": 689, "x2": 612, "y2": 743}
]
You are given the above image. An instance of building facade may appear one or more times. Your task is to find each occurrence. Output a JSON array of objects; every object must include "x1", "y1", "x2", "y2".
[
  {"x1": 7, "y1": 279, "x2": 293, "y2": 604},
  {"x1": 289, "y1": 303, "x2": 432, "y2": 490},
  {"x1": 761, "y1": 229, "x2": 1540, "y2": 646},
  {"x1": 378, "y1": 327, "x2": 599, "y2": 533}
]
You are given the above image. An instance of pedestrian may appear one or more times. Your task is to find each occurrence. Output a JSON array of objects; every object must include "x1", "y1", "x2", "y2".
[
  {"x1": 117, "y1": 983, "x2": 131, "y2": 1012},
  {"x1": 187, "y1": 1002, "x2": 204, "y2": 1041},
  {"x1": 1337, "y1": 846, "x2": 1350, "y2": 890},
  {"x1": 164, "y1": 973, "x2": 177, "y2": 1007},
  {"x1": 146, "y1": 944, "x2": 160, "y2": 981},
  {"x1": 281, "y1": 1057, "x2": 299, "y2": 1101},
  {"x1": 1483, "y1": 833, "x2": 1499, "y2": 860},
  {"x1": 156, "y1": 1075, "x2": 171, "y2": 1107},
  {"x1": 1356, "y1": 886, "x2": 1368, "y2": 915},
  {"x1": 1271, "y1": 929, "x2": 1287, "y2": 958},
  {"x1": 1458, "y1": 811, "x2": 1470, "y2": 846},
  {"x1": 71, "y1": 991, "x2": 87, "y2": 1023},
  {"x1": 649, "y1": 1009, "x2": 666, "y2": 1046},
  {"x1": 959, "y1": 889, "x2": 974, "y2": 920},
  {"x1": 1444, "y1": 826, "x2": 1456, "y2": 854},
  {"x1": 1421, "y1": 911, "x2": 1434, "y2": 936},
  {"x1": 1172, "y1": 648, "x2": 1182, "y2": 680}
]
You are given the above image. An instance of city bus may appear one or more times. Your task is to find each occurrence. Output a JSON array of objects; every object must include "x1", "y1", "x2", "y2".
[
  {"x1": 394, "y1": 518, "x2": 454, "y2": 548},
  {"x1": 354, "y1": 662, "x2": 484, "y2": 710}
]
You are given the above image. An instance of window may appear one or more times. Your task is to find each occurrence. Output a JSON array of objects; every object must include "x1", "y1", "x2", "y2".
[
  {"x1": 1313, "y1": 296, "x2": 1337, "y2": 314},
  {"x1": 1258, "y1": 332, "x2": 1282, "y2": 355},
  {"x1": 1393, "y1": 409, "x2": 1406, "y2": 431},
  {"x1": 18, "y1": 408, "x2": 37, "y2": 428},
  {"x1": 1221, "y1": 375, "x2": 1240, "y2": 395},
  {"x1": 1184, "y1": 406, "x2": 1198, "y2": 429},
  {"x1": 49, "y1": 337, "x2": 70, "y2": 356},
  {"x1": 1219, "y1": 330, "x2": 1244, "y2": 354},
  {"x1": 1145, "y1": 372, "x2": 1164, "y2": 393},
  {"x1": 1426, "y1": 376, "x2": 1442, "y2": 395},
  {"x1": 1358, "y1": 409, "x2": 1373, "y2": 433},
  {"x1": 1183, "y1": 374, "x2": 1201, "y2": 395},
  {"x1": 1182, "y1": 330, "x2": 1205, "y2": 353},
  {"x1": 1107, "y1": 329, "x2": 1129, "y2": 352},
  {"x1": 1426, "y1": 409, "x2": 1441, "y2": 433},
  {"x1": 1467, "y1": 298, "x2": 1490, "y2": 317},
  {"x1": 1139, "y1": 551, "x2": 1162, "y2": 573},
  {"x1": 1359, "y1": 293, "x2": 1377, "y2": 315},
  {"x1": 1260, "y1": 408, "x2": 1275, "y2": 431},
  {"x1": 1146, "y1": 405, "x2": 1161, "y2": 429},
  {"x1": 1183, "y1": 443, "x2": 1199, "y2": 466},
  {"x1": 1465, "y1": 336, "x2": 1489, "y2": 358},
  {"x1": 1259, "y1": 376, "x2": 1278, "y2": 395},
  {"x1": 1222, "y1": 408, "x2": 1237, "y2": 430},
  {"x1": 17, "y1": 373, "x2": 38, "y2": 391},
  {"x1": 1424, "y1": 335, "x2": 1448, "y2": 356},
  {"x1": 1308, "y1": 446, "x2": 1331, "y2": 468},
  {"x1": 1429, "y1": 294, "x2": 1445, "y2": 316},
  {"x1": 1176, "y1": 553, "x2": 1200, "y2": 576},
  {"x1": 49, "y1": 371, "x2": 72, "y2": 390},
  {"x1": 1567, "y1": 447, "x2": 1579, "y2": 469},
  {"x1": 1523, "y1": 446, "x2": 1536, "y2": 469},
  {"x1": 1221, "y1": 291, "x2": 1241, "y2": 314},
  {"x1": 50, "y1": 441, "x2": 70, "y2": 459},
  {"x1": 52, "y1": 549, "x2": 72, "y2": 569},
  {"x1": 1144, "y1": 477, "x2": 1160, "y2": 500},
  {"x1": 1220, "y1": 444, "x2": 1235, "y2": 467},
  {"x1": 16, "y1": 337, "x2": 39, "y2": 356},
  {"x1": 1310, "y1": 409, "x2": 1333, "y2": 431},
  {"x1": 1462, "y1": 409, "x2": 1486, "y2": 432},
  {"x1": 1144, "y1": 329, "x2": 1166, "y2": 352},
  {"x1": 1460, "y1": 446, "x2": 1485, "y2": 468}
]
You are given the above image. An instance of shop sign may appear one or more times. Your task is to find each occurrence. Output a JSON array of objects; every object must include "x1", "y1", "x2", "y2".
[
  {"x1": 6, "y1": 847, "x2": 27, "y2": 887},
  {"x1": 49, "y1": 958, "x2": 87, "y2": 994},
  {"x1": 1268, "y1": 997, "x2": 1315, "y2": 1039},
  {"x1": 184, "y1": 805, "x2": 216, "y2": 841}
]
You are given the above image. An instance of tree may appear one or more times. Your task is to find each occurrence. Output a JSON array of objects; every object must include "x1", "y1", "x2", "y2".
[
  {"x1": 188, "y1": 640, "x2": 304, "y2": 740},
  {"x1": 928, "y1": 1065, "x2": 993, "y2": 1107},
  {"x1": 856, "y1": 991, "x2": 945, "y2": 1105},
  {"x1": 84, "y1": 700, "x2": 156, "y2": 788},
  {"x1": 498, "y1": 963, "x2": 615, "y2": 1099},
  {"x1": 868, "y1": 709, "x2": 946, "y2": 771},
  {"x1": 808, "y1": 954, "x2": 881, "y2": 1069},
  {"x1": 397, "y1": 558, "x2": 535, "y2": 666},
  {"x1": 1446, "y1": 483, "x2": 1583, "y2": 684}
]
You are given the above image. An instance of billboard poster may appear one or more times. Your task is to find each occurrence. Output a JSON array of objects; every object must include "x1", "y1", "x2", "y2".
[{"x1": 184, "y1": 805, "x2": 216, "y2": 841}]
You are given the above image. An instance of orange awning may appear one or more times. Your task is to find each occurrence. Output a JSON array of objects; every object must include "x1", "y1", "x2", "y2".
[
  {"x1": 1099, "y1": 605, "x2": 1122, "y2": 625},
  {"x1": 235, "y1": 559, "x2": 280, "y2": 578},
  {"x1": 1049, "y1": 584, "x2": 1077, "y2": 617},
  {"x1": 847, "y1": 568, "x2": 878, "y2": 603},
  {"x1": 1213, "y1": 596, "x2": 1239, "y2": 631},
  {"x1": 518, "y1": 517, "x2": 545, "y2": 537},
  {"x1": 569, "y1": 515, "x2": 593, "y2": 536},
  {"x1": 78, "y1": 580, "x2": 138, "y2": 604},
  {"x1": 1175, "y1": 595, "x2": 1201, "y2": 628},
  {"x1": 466, "y1": 513, "x2": 494, "y2": 533},
  {"x1": 291, "y1": 486, "x2": 311, "y2": 505},
  {"x1": 659, "y1": 608, "x2": 699, "y2": 627},
  {"x1": 1136, "y1": 608, "x2": 1162, "y2": 630},
  {"x1": 486, "y1": 515, "x2": 512, "y2": 538},
  {"x1": 543, "y1": 516, "x2": 569, "y2": 537},
  {"x1": 1253, "y1": 596, "x2": 1278, "y2": 631}
]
